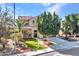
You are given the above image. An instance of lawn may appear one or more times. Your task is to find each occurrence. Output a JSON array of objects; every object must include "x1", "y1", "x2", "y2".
[{"x1": 24, "y1": 38, "x2": 46, "y2": 51}]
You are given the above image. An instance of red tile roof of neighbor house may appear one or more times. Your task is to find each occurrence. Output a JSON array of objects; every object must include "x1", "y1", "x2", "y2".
[{"x1": 18, "y1": 16, "x2": 36, "y2": 20}]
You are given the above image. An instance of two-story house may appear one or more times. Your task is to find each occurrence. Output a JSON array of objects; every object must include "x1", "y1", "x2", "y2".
[{"x1": 18, "y1": 16, "x2": 37, "y2": 38}]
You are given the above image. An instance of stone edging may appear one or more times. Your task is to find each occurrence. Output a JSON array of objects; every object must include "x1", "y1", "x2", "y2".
[{"x1": 13, "y1": 47, "x2": 55, "y2": 56}]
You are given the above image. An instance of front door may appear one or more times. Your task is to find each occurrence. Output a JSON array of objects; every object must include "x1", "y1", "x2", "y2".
[{"x1": 34, "y1": 30, "x2": 37, "y2": 37}]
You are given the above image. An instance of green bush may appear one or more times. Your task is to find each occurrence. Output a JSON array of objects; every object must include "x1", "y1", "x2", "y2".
[{"x1": 24, "y1": 38, "x2": 45, "y2": 51}]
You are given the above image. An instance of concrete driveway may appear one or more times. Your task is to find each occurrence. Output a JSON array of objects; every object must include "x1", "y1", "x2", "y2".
[{"x1": 39, "y1": 37, "x2": 79, "y2": 56}]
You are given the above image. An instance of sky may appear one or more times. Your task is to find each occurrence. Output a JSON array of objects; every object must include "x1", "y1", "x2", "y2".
[{"x1": 0, "y1": 3, "x2": 79, "y2": 19}]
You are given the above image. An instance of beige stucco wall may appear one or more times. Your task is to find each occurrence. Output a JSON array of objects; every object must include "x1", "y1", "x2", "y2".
[
  {"x1": 19, "y1": 16, "x2": 43, "y2": 38},
  {"x1": 29, "y1": 20, "x2": 33, "y2": 26}
]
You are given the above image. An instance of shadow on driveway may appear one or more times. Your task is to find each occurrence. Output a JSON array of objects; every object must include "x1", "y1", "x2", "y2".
[{"x1": 57, "y1": 47, "x2": 79, "y2": 56}]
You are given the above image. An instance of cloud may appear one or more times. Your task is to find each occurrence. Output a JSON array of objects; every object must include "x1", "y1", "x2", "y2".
[
  {"x1": 0, "y1": 3, "x2": 6, "y2": 10},
  {"x1": 41, "y1": 3, "x2": 51, "y2": 7},
  {"x1": 46, "y1": 3, "x2": 67, "y2": 14}
]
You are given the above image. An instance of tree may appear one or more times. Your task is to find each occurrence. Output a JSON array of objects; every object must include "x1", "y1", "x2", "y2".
[
  {"x1": 0, "y1": 6, "x2": 14, "y2": 38},
  {"x1": 36, "y1": 12, "x2": 60, "y2": 37},
  {"x1": 16, "y1": 19, "x2": 23, "y2": 32},
  {"x1": 63, "y1": 13, "x2": 79, "y2": 35}
]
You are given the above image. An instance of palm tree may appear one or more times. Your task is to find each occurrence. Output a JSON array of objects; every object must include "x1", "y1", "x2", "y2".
[{"x1": 16, "y1": 19, "x2": 23, "y2": 32}]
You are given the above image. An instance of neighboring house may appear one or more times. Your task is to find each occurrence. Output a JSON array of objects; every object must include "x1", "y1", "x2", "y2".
[{"x1": 18, "y1": 16, "x2": 38, "y2": 38}]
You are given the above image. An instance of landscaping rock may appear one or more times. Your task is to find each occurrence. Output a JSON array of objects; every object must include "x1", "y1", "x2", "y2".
[
  {"x1": 5, "y1": 39, "x2": 15, "y2": 52},
  {"x1": 38, "y1": 39, "x2": 53, "y2": 48}
]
